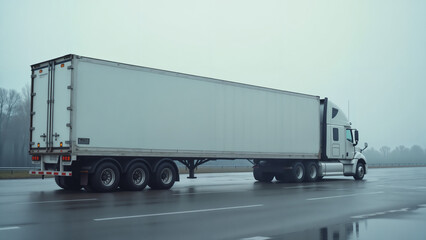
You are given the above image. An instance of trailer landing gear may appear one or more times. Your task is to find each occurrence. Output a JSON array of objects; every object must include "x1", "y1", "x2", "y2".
[{"x1": 178, "y1": 159, "x2": 210, "y2": 179}]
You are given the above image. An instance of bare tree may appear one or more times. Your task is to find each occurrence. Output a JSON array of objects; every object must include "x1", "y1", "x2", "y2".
[
  {"x1": 0, "y1": 88, "x2": 7, "y2": 128},
  {"x1": 379, "y1": 146, "x2": 391, "y2": 159},
  {"x1": 0, "y1": 88, "x2": 23, "y2": 166}
]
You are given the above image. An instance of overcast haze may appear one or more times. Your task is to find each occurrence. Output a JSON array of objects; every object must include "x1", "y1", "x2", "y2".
[{"x1": 1, "y1": 0, "x2": 425, "y2": 149}]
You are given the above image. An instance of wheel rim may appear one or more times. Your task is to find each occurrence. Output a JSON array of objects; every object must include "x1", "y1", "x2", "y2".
[
  {"x1": 100, "y1": 168, "x2": 115, "y2": 187},
  {"x1": 358, "y1": 165, "x2": 365, "y2": 178},
  {"x1": 296, "y1": 166, "x2": 303, "y2": 179},
  {"x1": 132, "y1": 168, "x2": 146, "y2": 186},
  {"x1": 310, "y1": 165, "x2": 317, "y2": 179},
  {"x1": 160, "y1": 168, "x2": 173, "y2": 185}
]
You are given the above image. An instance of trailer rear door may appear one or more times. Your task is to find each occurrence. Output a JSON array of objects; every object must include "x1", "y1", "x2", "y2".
[
  {"x1": 31, "y1": 66, "x2": 50, "y2": 149},
  {"x1": 30, "y1": 57, "x2": 72, "y2": 151}
]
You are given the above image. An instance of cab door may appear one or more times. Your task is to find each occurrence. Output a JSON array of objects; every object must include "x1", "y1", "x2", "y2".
[
  {"x1": 327, "y1": 125, "x2": 345, "y2": 159},
  {"x1": 344, "y1": 129, "x2": 355, "y2": 159}
]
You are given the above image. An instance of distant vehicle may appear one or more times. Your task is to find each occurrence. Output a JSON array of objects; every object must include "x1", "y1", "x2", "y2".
[{"x1": 29, "y1": 55, "x2": 368, "y2": 192}]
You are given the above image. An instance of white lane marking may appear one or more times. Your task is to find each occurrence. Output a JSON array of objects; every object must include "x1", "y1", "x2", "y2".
[
  {"x1": 307, "y1": 191, "x2": 384, "y2": 201},
  {"x1": 352, "y1": 208, "x2": 409, "y2": 219},
  {"x1": 0, "y1": 226, "x2": 20, "y2": 231},
  {"x1": 173, "y1": 192, "x2": 221, "y2": 196},
  {"x1": 173, "y1": 190, "x2": 247, "y2": 196},
  {"x1": 94, "y1": 204, "x2": 263, "y2": 221},
  {"x1": 282, "y1": 186, "x2": 308, "y2": 189},
  {"x1": 16, "y1": 198, "x2": 98, "y2": 204},
  {"x1": 375, "y1": 185, "x2": 426, "y2": 190},
  {"x1": 241, "y1": 236, "x2": 271, "y2": 240}
]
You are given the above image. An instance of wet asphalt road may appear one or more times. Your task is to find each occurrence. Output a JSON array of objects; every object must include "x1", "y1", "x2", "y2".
[{"x1": 1, "y1": 167, "x2": 426, "y2": 240}]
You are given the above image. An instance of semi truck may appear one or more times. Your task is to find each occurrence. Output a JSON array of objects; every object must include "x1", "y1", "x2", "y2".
[{"x1": 29, "y1": 54, "x2": 368, "y2": 192}]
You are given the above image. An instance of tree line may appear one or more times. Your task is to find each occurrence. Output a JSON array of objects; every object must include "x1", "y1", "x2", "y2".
[
  {"x1": 0, "y1": 85, "x2": 425, "y2": 167},
  {"x1": 0, "y1": 86, "x2": 31, "y2": 167},
  {"x1": 363, "y1": 145, "x2": 426, "y2": 166}
]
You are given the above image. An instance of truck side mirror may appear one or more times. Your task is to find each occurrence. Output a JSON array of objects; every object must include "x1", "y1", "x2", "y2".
[
  {"x1": 353, "y1": 130, "x2": 359, "y2": 146},
  {"x1": 361, "y1": 142, "x2": 368, "y2": 152}
]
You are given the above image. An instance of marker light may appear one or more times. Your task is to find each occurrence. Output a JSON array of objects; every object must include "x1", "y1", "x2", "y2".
[
  {"x1": 60, "y1": 142, "x2": 63, "y2": 147},
  {"x1": 62, "y1": 156, "x2": 71, "y2": 161},
  {"x1": 61, "y1": 64, "x2": 64, "y2": 68},
  {"x1": 32, "y1": 156, "x2": 40, "y2": 161},
  {"x1": 39, "y1": 70, "x2": 43, "y2": 73},
  {"x1": 37, "y1": 143, "x2": 40, "y2": 148}
]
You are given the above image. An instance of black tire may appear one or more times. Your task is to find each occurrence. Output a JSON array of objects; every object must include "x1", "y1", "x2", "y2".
[
  {"x1": 147, "y1": 177, "x2": 158, "y2": 189},
  {"x1": 253, "y1": 166, "x2": 262, "y2": 181},
  {"x1": 304, "y1": 162, "x2": 319, "y2": 182},
  {"x1": 290, "y1": 161, "x2": 305, "y2": 183},
  {"x1": 253, "y1": 167, "x2": 274, "y2": 182},
  {"x1": 120, "y1": 163, "x2": 150, "y2": 191},
  {"x1": 150, "y1": 162, "x2": 176, "y2": 190},
  {"x1": 55, "y1": 176, "x2": 66, "y2": 189},
  {"x1": 353, "y1": 162, "x2": 365, "y2": 180},
  {"x1": 261, "y1": 173, "x2": 274, "y2": 182},
  {"x1": 90, "y1": 162, "x2": 121, "y2": 192},
  {"x1": 275, "y1": 173, "x2": 289, "y2": 182},
  {"x1": 55, "y1": 176, "x2": 82, "y2": 190}
]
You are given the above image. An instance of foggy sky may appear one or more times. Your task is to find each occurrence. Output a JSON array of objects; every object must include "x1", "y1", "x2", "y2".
[{"x1": 1, "y1": 0, "x2": 425, "y2": 149}]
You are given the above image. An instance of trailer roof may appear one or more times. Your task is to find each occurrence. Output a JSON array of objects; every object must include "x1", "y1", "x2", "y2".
[{"x1": 31, "y1": 54, "x2": 320, "y2": 100}]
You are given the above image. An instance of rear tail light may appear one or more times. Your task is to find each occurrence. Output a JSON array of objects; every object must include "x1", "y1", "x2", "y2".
[
  {"x1": 62, "y1": 156, "x2": 71, "y2": 161},
  {"x1": 32, "y1": 156, "x2": 41, "y2": 161}
]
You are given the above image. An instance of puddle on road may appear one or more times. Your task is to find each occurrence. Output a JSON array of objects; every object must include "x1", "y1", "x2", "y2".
[{"x1": 273, "y1": 204, "x2": 426, "y2": 240}]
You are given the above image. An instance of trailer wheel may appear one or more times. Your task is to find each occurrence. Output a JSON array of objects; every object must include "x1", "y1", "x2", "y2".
[
  {"x1": 55, "y1": 176, "x2": 82, "y2": 190},
  {"x1": 353, "y1": 162, "x2": 365, "y2": 180},
  {"x1": 120, "y1": 163, "x2": 150, "y2": 191},
  {"x1": 304, "y1": 162, "x2": 318, "y2": 182},
  {"x1": 90, "y1": 162, "x2": 121, "y2": 192},
  {"x1": 55, "y1": 176, "x2": 65, "y2": 189},
  {"x1": 275, "y1": 173, "x2": 288, "y2": 182},
  {"x1": 290, "y1": 162, "x2": 305, "y2": 183},
  {"x1": 150, "y1": 162, "x2": 176, "y2": 190},
  {"x1": 253, "y1": 167, "x2": 274, "y2": 182}
]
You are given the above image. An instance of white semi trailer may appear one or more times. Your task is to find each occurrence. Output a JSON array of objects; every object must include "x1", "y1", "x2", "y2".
[{"x1": 29, "y1": 55, "x2": 368, "y2": 192}]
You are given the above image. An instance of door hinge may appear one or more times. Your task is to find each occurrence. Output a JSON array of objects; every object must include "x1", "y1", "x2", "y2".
[
  {"x1": 40, "y1": 133, "x2": 47, "y2": 141},
  {"x1": 66, "y1": 123, "x2": 72, "y2": 128},
  {"x1": 31, "y1": 74, "x2": 36, "y2": 79},
  {"x1": 31, "y1": 112, "x2": 36, "y2": 116},
  {"x1": 31, "y1": 92, "x2": 36, "y2": 97},
  {"x1": 53, "y1": 133, "x2": 60, "y2": 141},
  {"x1": 67, "y1": 106, "x2": 72, "y2": 111},
  {"x1": 30, "y1": 127, "x2": 35, "y2": 131},
  {"x1": 67, "y1": 85, "x2": 73, "y2": 90}
]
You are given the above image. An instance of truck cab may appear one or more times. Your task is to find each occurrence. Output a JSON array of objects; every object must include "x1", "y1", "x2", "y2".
[{"x1": 321, "y1": 99, "x2": 368, "y2": 179}]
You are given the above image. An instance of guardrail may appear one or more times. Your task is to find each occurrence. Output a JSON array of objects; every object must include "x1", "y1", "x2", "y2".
[
  {"x1": 0, "y1": 167, "x2": 35, "y2": 175},
  {"x1": 369, "y1": 163, "x2": 426, "y2": 168}
]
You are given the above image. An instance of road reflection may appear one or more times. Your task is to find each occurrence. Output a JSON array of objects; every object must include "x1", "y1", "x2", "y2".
[{"x1": 277, "y1": 204, "x2": 426, "y2": 240}]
